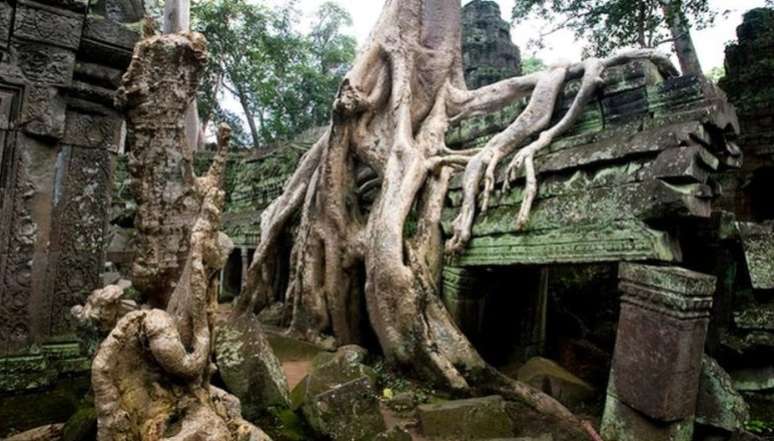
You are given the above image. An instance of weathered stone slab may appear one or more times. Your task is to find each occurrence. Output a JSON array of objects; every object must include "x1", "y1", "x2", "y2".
[
  {"x1": 612, "y1": 264, "x2": 715, "y2": 421},
  {"x1": 418, "y1": 395, "x2": 514, "y2": 439},
  {"x1": 736, "y1": 222, "x2": 774, "y2": 290},
  {"x1": 67, "y1": 80, "x2": 117, "y2": 107},
  {"x1": 734, "y1": 305, "x2": 774, "y2": 332},
  {"x1": 290, "y1": 345, "x2": 375, "y2": 410},
  {"x1": 291, "y1": 346, "x2": 384, "y2": 441},
  {"x1": 0, "y1": 134, "x2": 44, "y2": 355},
  {"x1": 446, "y1": 179, "x2": 711, "y2": 240},
  {"x1": 730, "y1": 365, "x2": 774, "y2": 392},
  {"x1": 303, "y1": 376, "x2": 386, "y2": 441},
  {"x1": 13, "y1": 2, "x2": 83, "y2": 50},
  {"x1": 62, "y1": 111, "x2": 124, "y2": 151},
  {"x1": 601, "y1": 389, "x2": 695, "y2": 441},
  {"x1": 20, "y1": 86, "x2": 66, "y2": 139},
  {"x1": 642, "y1": 144, "x2": 720, "y2": 184},
  {"x1": 91, "y1": 0, "x2": 144, "y2": 23},
  {"x1": 618, "y1": 264, "x2": 717, "y2": 310},
  {"x1": 46, "y1": 146, "x2": 114, "y2": 336},
  {"x1": 450, "y1": 221, "x2": 680, "y2": 267},
  {"x1": 74, "y1": 62, "x2": 124, "y2": 89},
  {"x1": 696, "y1": 355, "x2": 750, "y2": 432},
  {"x1": 613, "y1": 305, "x2": 708, "y2": 420},
  {"x1": 214, "y1": 313, "x2": 290, "y2": 420},
  {"x1": 82, "y1": 15, "x2": 140, "y2": 51},
  {"x1": 601, "y1": 60, "x2": 664, "y2": 96},
  {"x1": 14, "y1": 41, "x2": 76, "y2": 87},
  {"x1": 79, "y1": 17, "x2": 139, "y2": 68}
]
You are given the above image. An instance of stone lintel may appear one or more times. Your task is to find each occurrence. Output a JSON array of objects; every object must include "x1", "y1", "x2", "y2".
[{"x1": 452, "y1": 222, "x2": 681, "y2": 267}]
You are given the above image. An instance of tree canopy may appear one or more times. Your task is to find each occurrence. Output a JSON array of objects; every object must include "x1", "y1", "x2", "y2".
[
  {"x1": 512, "y1": 0, "x2": 718, "y2": 59},
  {"x1": 192, "y1": 0, "x2": 356, "y2": 149}
]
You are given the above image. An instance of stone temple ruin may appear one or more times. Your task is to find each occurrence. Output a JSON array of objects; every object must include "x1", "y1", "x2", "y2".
[
  {"x1": 0, "y1": 0, "x2": 773, "y2": 440},
  {"x1": 0, "y1": 0, "x2": 140, "y2": 417}
]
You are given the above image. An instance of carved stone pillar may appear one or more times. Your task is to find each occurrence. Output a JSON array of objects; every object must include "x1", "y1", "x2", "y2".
[
  {"x1": 601, "y1": 263, "x2": 715, "y2": 441},
  {"x1": 441, "y1": 267, "x2": 485, "y2": 340}
]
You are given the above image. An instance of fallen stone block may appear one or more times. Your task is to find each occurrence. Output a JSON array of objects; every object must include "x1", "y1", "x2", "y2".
[
  {"x1": 214, "y1": 313, "x2": 290, "y2": 420},
  {"x1": 517, "y1": 357, "x2": 595, "y2": 407},
  {"x1": 418, "y1": 395, "x2": 514, "y2": 440},
  {"x1": 696, "y1": 355, "x2": 750, "y2": 432},
  {"x1": 303, "y1": 376, "x2": 386, "y2": 441},
  {"x1": 290, "y1": 345, "x2": 376, "y2": 410}
]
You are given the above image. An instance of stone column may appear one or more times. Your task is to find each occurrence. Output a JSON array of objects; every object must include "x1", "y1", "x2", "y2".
[
  {"x1": 601, "y1": 263, "x2": 715, "y2": 441},
  {"x1": 240, "y1": 247, "x2": 249, "y2": 290},
  {"x1": 441, "y1": 267, "x2": 484, "y2": 340}
]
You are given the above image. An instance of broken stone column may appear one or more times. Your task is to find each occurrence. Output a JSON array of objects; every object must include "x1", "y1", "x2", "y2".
[{"x1": 601, "y1": 263, "x2": 716, "y2": 441}]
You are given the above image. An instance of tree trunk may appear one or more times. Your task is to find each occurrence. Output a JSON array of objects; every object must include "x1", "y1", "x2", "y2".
[
  {"x1": 198, "y1": 71, "x2": 225, "y2": 150},
  {"x1": 81, "y1": 33, "x2": 270, "y2": 441},
  {"x1": 660, "y1": 0, "x2": 704, "y2": 77},
  {"x1": 162, "y1": 0, "x2": 189, "y2": 34},
  {"x1": 163, "y1": 0, "x2": 201, "y2": 152},
  {"x1": 236, "y1": 85, "x2": 261, "y2": 149},
  {"x1": 237, "y1": 0, "x2": 678, "y2": 439}
]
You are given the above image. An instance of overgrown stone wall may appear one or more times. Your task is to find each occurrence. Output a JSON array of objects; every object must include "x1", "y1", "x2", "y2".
[
  {"x1": 0, "y1": 0, "x2": 139, "y2": 430},
  {"x1": 715, "y1": 9, "x2": 774, "y2": 423},
  {"x1": 719, "y1": 7, "x2": 774, "y2": 222}
]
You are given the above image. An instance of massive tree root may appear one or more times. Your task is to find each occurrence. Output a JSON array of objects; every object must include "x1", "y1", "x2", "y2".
[
  {"x1": 76, "y1": 125, "x2": 270, "y2": 441},
  {"x1": 236, "y1": 1, "x2": 678, "y2": 438},
  {"x1": 74, "y1": 33, "x2": 271, "y2": 441}
]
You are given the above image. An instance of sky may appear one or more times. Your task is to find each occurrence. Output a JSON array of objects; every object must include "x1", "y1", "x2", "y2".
[{"x1": 277, "y1": 0, "x2": 769, "y2": 72}]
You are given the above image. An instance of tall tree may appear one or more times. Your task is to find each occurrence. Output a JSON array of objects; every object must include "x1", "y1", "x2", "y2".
[
  {"x1": 296, "y1": 2, "x2": 358, "y2": 129},
  {"x1": 161, "y1": 0, "x2": 201, "y2": 151},
  {"x1": 193, "y1": 0, "x2": 304, "y2": 149},
  {"x1": 513, "y1": 0, "x2": 713, "y2": 76},
  {"x1": 233, "y1": 0, "x2": 676, "y2": 439},
  {"x1": 192, "y1": 0, "x2": 355, "y2": 149}
]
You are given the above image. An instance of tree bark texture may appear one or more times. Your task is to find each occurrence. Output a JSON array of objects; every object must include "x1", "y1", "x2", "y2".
[
  {"x1": 73, "y1": 33, "x2": 272, "y2": 441},
  {"x1": 660, "y1": 0, "x2": 704, "y2": 77},
  {"x1": 120, "y1": 32, "x2": 205, "y2": 307},
  {"x1": 162, "y1": 0, "x2": 201, "y2": 152},
  {"x1": 238, "y1": 1, "x2": 678, "y2": 438}
]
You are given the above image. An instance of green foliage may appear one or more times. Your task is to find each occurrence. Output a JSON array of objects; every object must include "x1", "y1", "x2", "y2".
[
  {"x1": 191, "y1": 0, "x2": 355, "y2": 149},
  {"x1": 521, "y1": 57, "x2": 547, "y2": 74},
  {"x1": 745, "y1": 419, "x2": 774, "y2": 435},
  {"x1": 512, "y1": 0, "x2": 719, "y2": 57},
  {"x1": 705, "y1": 65, "x2": 725, "y2": 83}
]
